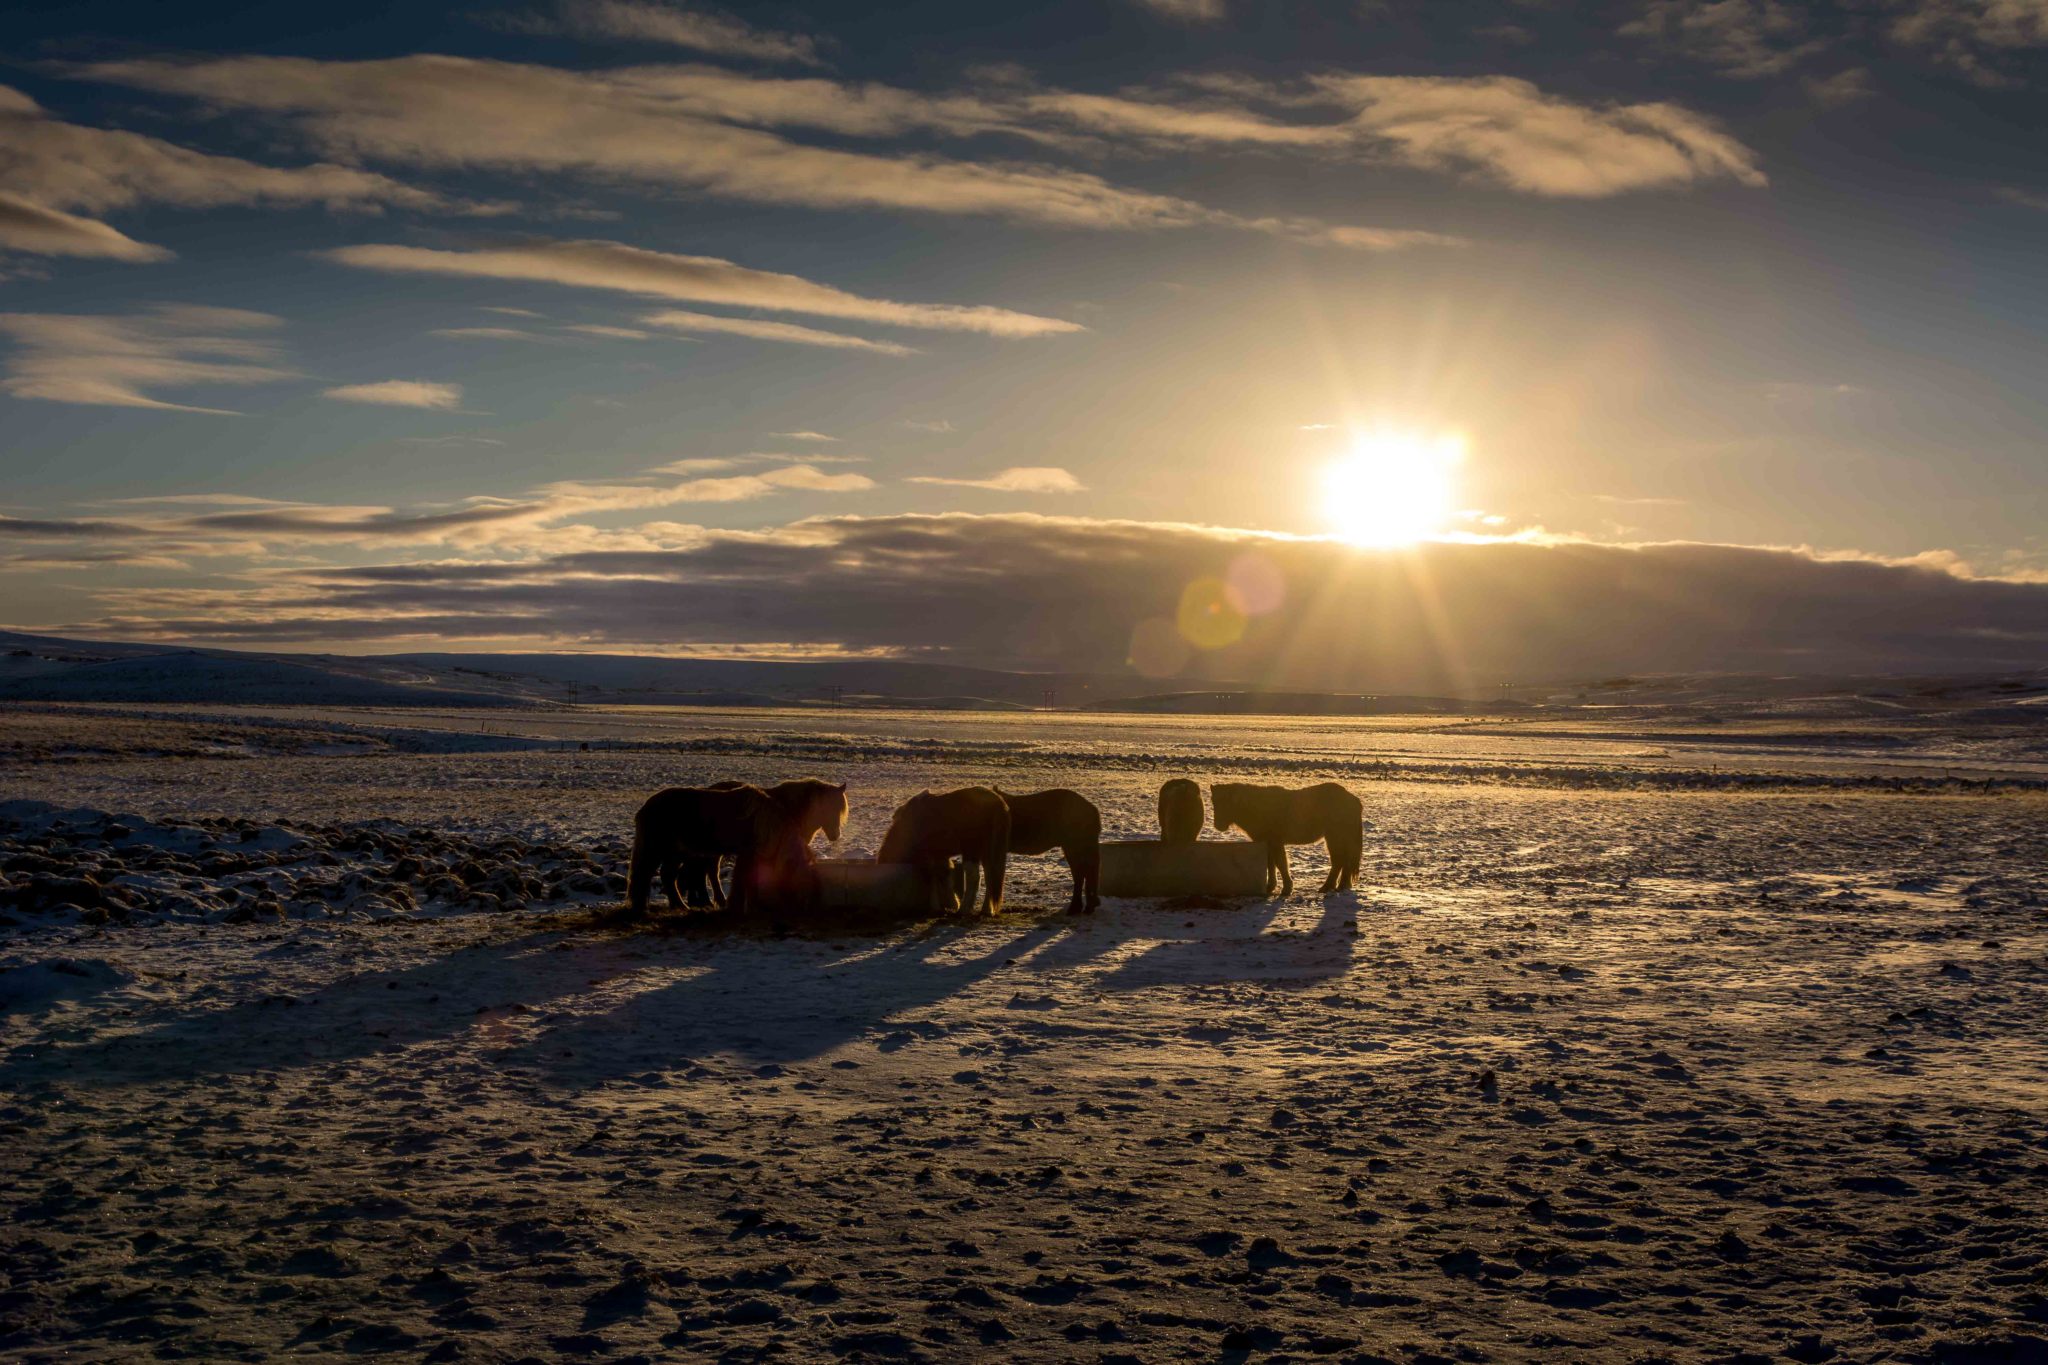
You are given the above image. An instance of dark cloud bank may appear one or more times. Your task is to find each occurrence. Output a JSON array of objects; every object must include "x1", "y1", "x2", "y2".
[{"x1": 91, "y1": 515, "x2": 2048, "y2": 689}]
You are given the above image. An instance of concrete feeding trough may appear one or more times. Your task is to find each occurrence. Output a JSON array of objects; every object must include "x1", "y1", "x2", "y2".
[
  {"x1": 812, "y1": 858, "x2": 955, "y2": 916},
  {"x1": 1098, "y1": 839, "x2": 1269, "y2": 899}
]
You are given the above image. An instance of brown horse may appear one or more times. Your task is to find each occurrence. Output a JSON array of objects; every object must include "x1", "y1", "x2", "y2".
[
  {"x1": 628, "y1": 784, "x2": 785, "y2": 915},
  {"x1": 876, "y1": 787, "x2": 1009, "y2": 915},
  {"x1": 1210, "y1": 781, "x2": 1363, "y2": 896},
  {"x1": 994, "y1": 787, "x2": 1100, "y2": 913},
  {"x1": 1157, "y1": 778, "x2": 1203, "y2": 845},
  {"x1": 665, "y1": 779, "x2": 847, "y2": 910}
]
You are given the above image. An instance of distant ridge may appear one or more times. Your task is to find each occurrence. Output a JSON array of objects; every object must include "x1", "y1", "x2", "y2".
[
  {"x1": 2, "y1": 629, "x2": 2044, "y2": 716},
  {"x1": 0, "y1": 647, "x2": 524, "y2": 708}
]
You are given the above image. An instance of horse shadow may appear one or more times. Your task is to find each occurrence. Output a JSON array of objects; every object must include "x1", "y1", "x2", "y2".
[
  {"x1": 5, "y1": 887, "x2": 1356, "y2": 1093},
  {"x1": 504, "y1": 914, "x2": 1127, "y2": 1087},
  {"x1": 2, "y1": 907, "x2": 1126, "y2": 1093},
  {"x1": 1086, "y1": 891, "x2": 1364, "y2": 993}
]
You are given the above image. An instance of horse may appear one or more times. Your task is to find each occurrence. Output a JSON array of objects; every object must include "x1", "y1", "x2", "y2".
[
  {"x1": 665, "y1": 779, "x2": 847, "y2": 910},
  {"x1": 1209, "y1": 781, "x2": 1362, "y2": 897},
  {"x1": 627, "y1": 784, "x2": 785, "y2": 915},
  {"x1": 1157, "y1": 778, "x2": 1203, "y2": 845},
  {"x1": 993, "y1": 787, "x2": 1100, "y2": 913},
  {"x1": 876, "y1": 787, "x2": 1010, "y2": 916}
]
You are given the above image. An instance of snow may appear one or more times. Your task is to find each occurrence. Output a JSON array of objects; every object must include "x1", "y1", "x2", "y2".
[{"x1": 1, "y1": 702, "x2": 2045, "y2": 1361}]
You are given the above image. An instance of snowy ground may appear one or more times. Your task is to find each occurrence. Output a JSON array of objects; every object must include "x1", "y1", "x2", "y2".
[{"x1": 3, "y1": 703, "x2": 2046, "y2": 1363}]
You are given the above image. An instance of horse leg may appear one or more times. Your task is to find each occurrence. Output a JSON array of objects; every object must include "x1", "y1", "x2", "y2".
[
  {"x1": 1319, "y1": 837, "x2": 1339, "y2": 894},
  {"x1": 626, "y1": 822, "x2": 657, "y2": 916},
  {"x1": 727, "y1": 850, "x2": 754, "y2": 914},
  {"x1": 984, "y1": 850, "x2": 1006, "y2": 916},
  {"x1": 1065, "y1": 844, "x2": 1099, "y2": 913},
  {"x1": 1272, "y1": 840, "x2": 1293, "y2": 897}
]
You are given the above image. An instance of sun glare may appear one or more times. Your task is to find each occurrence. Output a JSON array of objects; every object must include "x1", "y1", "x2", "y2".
[{"x1": 1322, "y1": 429, "x2": 1465, "y2": 546}]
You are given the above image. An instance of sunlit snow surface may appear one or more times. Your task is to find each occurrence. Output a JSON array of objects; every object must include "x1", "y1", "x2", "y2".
[{"x1": 2, "y1": 703, "x2": 2045, "y2": 1361}]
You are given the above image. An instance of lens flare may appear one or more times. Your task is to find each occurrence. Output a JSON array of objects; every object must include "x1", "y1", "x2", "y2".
[
  {"x1": 1322, "y1": 429, "x2": 1465, "y2": 546},
  {"x1": 1176, "y1": 576, "x2": 1246, "y2": 650}
]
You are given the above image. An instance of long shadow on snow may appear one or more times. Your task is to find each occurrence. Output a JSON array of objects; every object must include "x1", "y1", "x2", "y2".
[
  {"x1": 2, "y1": 907, "x2": 1126, "y2": 1088},
  {"x1": 508, "y1": 916, "x2": 1130, "y2": 1085},
  {"x1": 1087, "y1": 892, "x2": 1364, "y2": 993}
]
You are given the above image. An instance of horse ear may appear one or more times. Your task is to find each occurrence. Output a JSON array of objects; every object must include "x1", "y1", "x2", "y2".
[{"x1": 834, "y1": 782, "x2": 846, "y2": 793}]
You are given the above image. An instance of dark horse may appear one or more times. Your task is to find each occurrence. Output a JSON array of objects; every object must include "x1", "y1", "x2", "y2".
[
  {"x1": 627, "y1": 784, "x2": 783, "y2": 915},
  {"x1": 664, "y1": 779, "x2": 847, "y2": 910},
  {"x1": 877, "y1": 787, "x2": 1009, "y2": 916},
  {"x1": 994, "y1": 787, "x2": 1101, "y2": 913},
  {"x1": 1210, "y1": 781, "x2": 1363, "y2": 897},
  {"x1": 1157, "y1": 778, "x2": 1203, "y2": 844}
]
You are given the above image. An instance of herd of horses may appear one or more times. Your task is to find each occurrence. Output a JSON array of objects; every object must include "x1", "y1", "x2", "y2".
[{"x1": 626, "y1": 778, "x2": 1364, "y2": 918}]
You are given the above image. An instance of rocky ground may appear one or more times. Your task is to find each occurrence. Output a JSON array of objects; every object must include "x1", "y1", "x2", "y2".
[{"x1": 2, "y1": 710, "x2": 2046, "y2": 1363}]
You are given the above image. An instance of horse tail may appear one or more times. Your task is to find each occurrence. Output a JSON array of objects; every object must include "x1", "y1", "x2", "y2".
[
  {"x1": 983, "y1": 804, "x2": 1010, "y2": 915},
  {"x1": 627, "y1": 812, "x2": 656, "y2": 915}
]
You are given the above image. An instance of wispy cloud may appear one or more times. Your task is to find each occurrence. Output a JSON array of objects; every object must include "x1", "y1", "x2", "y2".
[
  {"x1": 0, "y1": 82, "x2": 494, "y2": 263},
  {"x1": 545, "y1": 0, "x2": 823, "y2": 64},
  {"x1": 772, "y1": 430, "x2": 836, "y2": 442},
  {"x1": 0, "y1": 191, "x2": 170, "y2": 262},
  {"x1": 321, "y1": 239, "x2": 1081, "y2": 338},
  {"x1": 322, "y1": 379, "x2": 464, "y2": 408},
  {"x1": 429, "y1": 325, "x2": 556, "y2": 341},
  {"x1": 641, "y1": 309, "x2": 913, "y2": 354},
  {"x1": 1130, "y1": 0, "x2": 1228, "y2": 20},
  {"x1": 562, "y1": 323, "x2": 652, "y2": 339},
  {"x1": 1301, "y1": 75, "x2": 1766, "y2": 196},
  {"x1": 907, "y1": 466, "x2": 1085, "y2": 493},
  {"x1": 75, "y1": 56, "x2": 1455, "y2": 243},
  {"x1": 0, "y1": 459, "x2": 876, "y2": 557},
  {"x1": 1889, "y1": 0, "x2": 2048, "y2": 84},
  {"x1": 1619, "y1": 0, "x2": 1825, "y2": 77},
  {"x1": 0, "y1": 305, "x2": 294, "y2": 412}
]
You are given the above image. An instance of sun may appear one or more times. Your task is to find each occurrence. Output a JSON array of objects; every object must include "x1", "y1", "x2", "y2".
[{"x1": 1322, "y1": 428, "x2": 1465, "y2": 546}]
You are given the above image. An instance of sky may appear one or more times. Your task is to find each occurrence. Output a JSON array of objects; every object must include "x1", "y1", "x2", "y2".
[{"x1": 2, "y1": 0, "x2": 2045, "y2": 686}]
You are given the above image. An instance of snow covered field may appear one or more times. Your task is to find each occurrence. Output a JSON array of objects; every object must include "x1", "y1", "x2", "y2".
[{"x1": 3, "y1": 703, "x2": 2046, "y2": 1362}]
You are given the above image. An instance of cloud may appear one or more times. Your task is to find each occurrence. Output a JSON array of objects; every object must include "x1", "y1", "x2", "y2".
[
  {"x1": 1805, "y1": 67, "x2": 1877, "y2": 104},
  {"x1": 75, "y1": 56, "x2": 1444, "y2": 243},
  {"x1": 1303, "y1": 76, "x2": 1766, "y2": 196},
  {"x1": 1996, "y1": 185, "x2": 2048, "y2": 212},
  {"x1": 0, "y1": 82, "x2": 493, "y2": 262},
  {"x1": 321, "y1": 239, "x2": 1079, "y2": 337},
  {"x1": 548, "y1": 0, "x2": 823, "y2": 64},
  {"x1": 773, "y1": 430, "x2": 836, "y2": 442},
  {"x1": 0, "y1": 459, "x2": 875, "y2": 557},
  {"x1": 1890, "y1": 0, "x2": 2048, "y2": 82},
  {"x1": 37, "y1": 515, "x2": 2048, "y2": 683},
  {"x1": 322, "y1": 379, "x2": 464, "y2": 408},
  {"x1": 0, "y1": 192, "x2": 170, "y2": 261},
  {"x1": 908, "y1": 466, "x2": 1085, "y2": 493},
  {"x1": 429, "y1": 325, "x2": 556, "y2": 341},
  {"x1": 563, "y1": 323, "x2": 652, "y2": 339},
  {"x1": 641, "y1": 308, "x2": 914, "y2": 354},
  {"x1": 1131, "y1": 0, "x2": 1228, "y2": 20},
  {"x1": 1619, "y1": 0, "x2": 1825, "y2": 77},
  {"x1": 0, "y1": 305, "x2": 294, "y2": 412}
]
